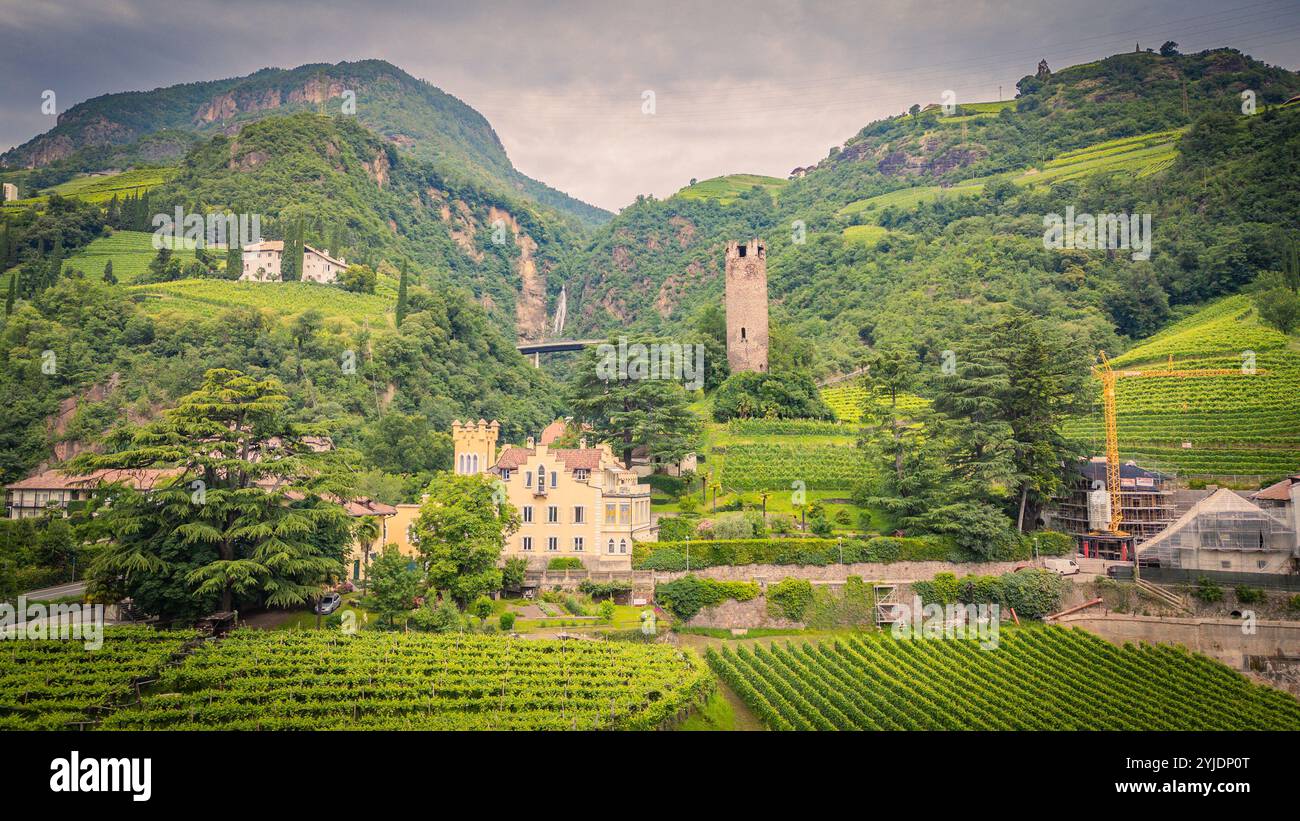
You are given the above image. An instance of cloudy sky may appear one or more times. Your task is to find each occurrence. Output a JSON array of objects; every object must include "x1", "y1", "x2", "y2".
[{"x1": 2, "y1": 0, "x2": 1299, "y2": 210}]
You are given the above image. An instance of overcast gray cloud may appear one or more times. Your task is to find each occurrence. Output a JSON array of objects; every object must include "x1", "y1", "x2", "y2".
[{"x1": 2, "y1": 0, "x2": 1298, "y2": 210}]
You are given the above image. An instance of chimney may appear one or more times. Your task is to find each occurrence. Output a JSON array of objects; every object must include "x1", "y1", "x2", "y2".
[
  {"x1": 580, "y1": 437, "x2": 588, "y2": 450},
  {"x1": 526, "y1": 436, "x2": 535, "y2": 449}
]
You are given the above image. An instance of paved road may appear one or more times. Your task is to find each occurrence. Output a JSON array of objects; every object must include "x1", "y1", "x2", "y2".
[{"x1": 20, "y1": 580, "x2": 86, "y2": 601}]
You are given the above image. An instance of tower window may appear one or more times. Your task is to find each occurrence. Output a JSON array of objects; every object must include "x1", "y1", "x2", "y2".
[
  {"x1": 737, "y1": 245, "x2": 747, "y2": 257},
  {"x1": 741, "y1": 327, "x2": 746, "y2": 340}
]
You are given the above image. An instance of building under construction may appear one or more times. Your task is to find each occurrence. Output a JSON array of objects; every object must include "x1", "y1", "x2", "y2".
[
  {"x1": 1048, "y1": 458, "x2": 1177, "y2": 559},
  {"x1": 1138, "y1": 488, "x2": 1297, "y2": 574}
]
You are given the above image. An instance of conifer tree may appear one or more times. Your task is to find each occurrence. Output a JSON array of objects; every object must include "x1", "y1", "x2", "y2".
[{"x1": 102, "y1": 260, "x2": 116, "y2": 285}]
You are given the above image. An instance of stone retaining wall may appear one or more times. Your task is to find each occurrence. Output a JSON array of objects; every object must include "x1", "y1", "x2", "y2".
[
  {"x1": 1057, "y1": 612, "x2": 1300, "y2": 670},
  {"x1": 682, "y1": 596, "x2": 803, "y2": 631},
  {"x1": 654, "y1": 560, "x2": 1025, "y2": 585}
]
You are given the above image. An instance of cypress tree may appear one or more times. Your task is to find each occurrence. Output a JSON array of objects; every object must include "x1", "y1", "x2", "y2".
[
  {"x1": 395, "y1": 259, "x2": 409, "y2": 327},
  {"x1": 5, "y1": 270, "x2": 15, "y2": 315},
  {"x1": 102, "y1": 260, "x2": 116, "y2": 285},
  {"x1": 226, "y1": 241, "x2": 242, "y2": 281},
  {"x1": 47, "y1": 236, "x2": 64, "y2": 291}
]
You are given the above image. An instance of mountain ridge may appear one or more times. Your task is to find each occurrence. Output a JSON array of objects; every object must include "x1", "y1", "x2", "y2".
[{"x1": 2, "y1": 59, "x2": 610, "y2": 226}]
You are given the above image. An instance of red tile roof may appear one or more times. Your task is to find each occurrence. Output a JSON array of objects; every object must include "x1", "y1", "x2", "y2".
[
  {"x1": 1252, "y1": 475, "x2": 1299, "y2": 502},
  {"x1": 539, "y1": 420, "x2": 568, "y2": 446},
  {"x1": 493, "y1": 446, "x2": 604, "y2": 473},
  {"x1": 5, "y1": 468, "x2": 174, "y2": 491},
  {"x1": 551, "y1": 449, "x2": 603, "y2": 471},
  {"x1": 494, "y1": 446, "x2": 535, "y2": 470}
]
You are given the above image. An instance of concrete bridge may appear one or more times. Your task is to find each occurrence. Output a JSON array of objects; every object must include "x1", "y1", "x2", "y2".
[{"x1": 517, "y1": 338, "x2": 604, "y2": 366}]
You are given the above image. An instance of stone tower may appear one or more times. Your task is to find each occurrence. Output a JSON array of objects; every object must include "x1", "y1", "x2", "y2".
[
  {"x1": 452, "y1": 419, "x2": 499, "y2": 475},
  {"x1": 725, "y1": 238, "x2": 769, "y2": 373}
]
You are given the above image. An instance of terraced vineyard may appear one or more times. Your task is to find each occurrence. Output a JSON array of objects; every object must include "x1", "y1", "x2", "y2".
[
  {"x1": 725, "y1": 418, "x2": 852, "y2": 437},
  {"x1": 837, "y1": 183, "x2": 982, "y2": 219},
  {"x1": 675, "y1": 174, "x2": 788, "y2": 205},
  {"x1": 1065, "y1": 295, "x2": 1300, "y2": 477},
  {"x1": 2, "y1": 168, "x2": 175, "y2": 210},
  {"x1": 131, "y1": 277, "x2": 394, "y2": 327},
  {"x1": 838, "y1": 128, "x2": 1180, "y2": 222},
  {"x1": 708, "y1": 628, "x2": 1300, "y2": 730},
  {"x1": 0, "y1": 627, "x2": 197, "y2": 730},
  {"x1": 66, "y1": 230, "x2": 212, "y2": 283},
  {"x1": 46, "y1": 168, "x2": 176, "y2": 203},
  {"x1": 716, "y1": 442, "x2": 870, "y2": 490},
  {"x1": 819, "y1": 380, "x2": 930, "y2": 423},
  {"x1": 841, "y1": 224, "x2": 892, "y2": 246},
  {"x1": 103, "y1": 630, "x2": 709, "y2": 730}
]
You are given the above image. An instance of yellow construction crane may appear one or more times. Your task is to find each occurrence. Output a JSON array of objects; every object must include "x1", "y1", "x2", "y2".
[{"x1": 1091, "y1": 351, "x2": 1266, "y2": 574}]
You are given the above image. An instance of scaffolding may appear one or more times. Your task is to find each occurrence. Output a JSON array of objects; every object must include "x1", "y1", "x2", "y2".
[
  {"x1": 1138, "y1": 488, "x2": 1297, "y2": 573},
  {"x1": 874, "y1": 584, "x2": 902, "y2": 627},
  {"x1": 1050, "y1": 458, "x2": 1178, "y2": 545}
]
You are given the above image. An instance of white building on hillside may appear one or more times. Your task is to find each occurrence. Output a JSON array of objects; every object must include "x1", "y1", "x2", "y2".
[{"x1": 241, "y1": 241, "x2": 346, "y2": 284}]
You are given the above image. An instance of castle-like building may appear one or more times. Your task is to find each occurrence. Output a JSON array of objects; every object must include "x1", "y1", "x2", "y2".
[
  {"x1": 240, "y1": 240, "x2": 347, "y2": 284},
  {"x1": 451, "y1": 419, "x2": 657, "y2": 570},
  {"x1": 725, "y1": 238, "x2": 769, "y2": 373}
]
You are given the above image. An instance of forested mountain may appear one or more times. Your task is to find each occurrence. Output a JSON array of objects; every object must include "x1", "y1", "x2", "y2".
[
  {"x1": 2, "y1": 46, "x2": 1297, "y2": 492},
  {"x1": 149, "y1": 112, "x2": 580, "y2": 341},
  {"x1": 1, "y1": 59, "x2": 608, "y2": 225},
  {"x1": 564, "y1": 48, "x2": 1300, "y2": 377}
]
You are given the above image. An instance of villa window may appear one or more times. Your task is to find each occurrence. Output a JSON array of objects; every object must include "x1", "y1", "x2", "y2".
[
  {"x1": 573, "y1": 537, "x2": 584, "y2": 552},
  {"x1": 608, "y1": 539, "x2": 615, "y2": 554},
  {"x1": 573, "y1": 506, "x2": 585, "y2": 524},
  {"x1": 537, "y1": 466, "x2": 546, "y2": 488},
  {"x1": 551, "y1": 470, "x2": 558, "y2": 489},
  {"x1": 522, "y1": 506, "x2": 533, "y2": 523},
  {"x1": 522, "y1": 536, "x2": 533, "y2": 551},
  {"x1": 574, "y1": 469, "x2": 589, "y2": 481},
  {"x1": 619, "y1": 539, "x2": 627, "y2": 554},
  {"x1": 547, "y1": 505, "x2": 559, "y2": 523},
  {"x1": 547, "y1": 537, "x2": 558, "y2": 551},
  {"x1": 500, "y1": 469, "x2": 511, "y2": 481},
  {"x1": 525, "y1": 471, "x2": 533, "y2": 488}
]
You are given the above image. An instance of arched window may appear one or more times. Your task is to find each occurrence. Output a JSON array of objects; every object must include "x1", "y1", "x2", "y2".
[
  {"x1": 537, "y1": 466, "x2": 546, "y2": 488},
  {"x1": 608, "y1": 539, "x2": 615, "y2": 554},
  {"x1": 619, "y1": 539, "x2": 627, "y2": 554}
]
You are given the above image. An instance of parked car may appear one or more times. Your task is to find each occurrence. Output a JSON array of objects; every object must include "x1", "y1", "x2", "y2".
[
  {"x1": 1044, "y1": 558, "x2": 1081, "y2": 576},
  {"x1": 314, "y1": 592, "x2": 342, "y2": 615}
]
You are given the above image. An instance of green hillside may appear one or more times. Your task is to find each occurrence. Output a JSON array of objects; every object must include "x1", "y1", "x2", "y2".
[
  {"x1": 65, "y1": 230, "x2": 208, "y2": 282},
  {"x1": 1064, "y1": 296, "x2": 1300, "y2": 478},
  {"x1": 130, "y1": 278, "x2": 394, "y2": 329},
  {"x1": 1, "y1": 60, "x2": 607, "y2": 226},
  {"x1": 676, "y1": 174, "x2": 788, "y2": 204}
]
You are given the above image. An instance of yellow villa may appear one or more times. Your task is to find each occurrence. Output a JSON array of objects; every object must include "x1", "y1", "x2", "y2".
[
  {"x1": 459, "y1": 419, "x2": 656, "y2": 571},
  {"x1": 350, "y1": 420, "x2": 658, "y2": 575}
]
